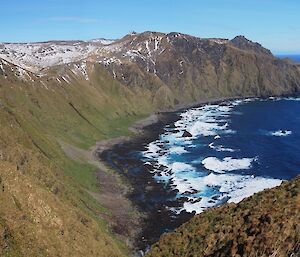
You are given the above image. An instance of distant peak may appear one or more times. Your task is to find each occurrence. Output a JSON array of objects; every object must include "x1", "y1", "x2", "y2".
[
  {"x1": 138, "y1": 31, "x2": 165, "y2": 37},
  {"x1": 234, "y1": 35, "x2": 247, "y2": 39},
  {"x1": 123, "y1": 31, "x2": 139, "y2": 38},
  {"x1": 120, "y1": 31, "x2": 165, "y2": 43},
  {"x1": 230, "y1": 35, "x2": 272, "y2": 56},
  {"x1": 231, "y1": 35, "x2": 252, "y2": 43}
]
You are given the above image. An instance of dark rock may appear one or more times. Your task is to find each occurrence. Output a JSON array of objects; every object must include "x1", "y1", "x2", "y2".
[
  {"x1": 230, "y1": 35, "x2": 272, "y2": 56},
  {"x1": 182, "y1": 130, "x2": 192, "y2": 137},
  {"x1": 212, "y1": 195, "x2": 219, "y2": 200},
  {"x1": 168, "y1": 123, "x2": 176, "y2": 129},
  {"x1": 191, "y1": 198, "x2": 202, "y2": 204}
]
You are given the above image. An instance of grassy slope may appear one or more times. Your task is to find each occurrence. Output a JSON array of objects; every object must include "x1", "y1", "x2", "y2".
[
  {"x1": 0, "y1": 64, "x2": 152, "y2": 256},
  {"x1": 146, "y1": 176, "x2": 300, "y2": 257}
]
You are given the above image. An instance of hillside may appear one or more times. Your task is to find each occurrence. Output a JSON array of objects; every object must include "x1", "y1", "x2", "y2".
[
  {"x1": 146, "y1": 176, "x2": 300, "y2": 257},
  {"x1": 0, "y1": 31, "x2": 300, "y2": 256},
  {"x1": 0, "y1": 60, "x2": 145, "y2": 257}
]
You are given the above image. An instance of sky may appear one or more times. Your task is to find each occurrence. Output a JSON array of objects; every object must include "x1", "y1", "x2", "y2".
[{"x1": 1, "y1": 0, "x2": 299, "y2": 53}]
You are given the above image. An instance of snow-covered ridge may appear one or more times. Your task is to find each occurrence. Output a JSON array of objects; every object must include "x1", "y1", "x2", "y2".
[
  {"x1": 0, "y1": 33, "x2": 164, "y2": 74},
  {"x1": 0, "y1": 32, "x2": 233, "y2": 78},
  {"x1": 88, "y1": 38, "x2": 115, "y2": 45},
  {"x1": 0, "y1": 39, "x2": 116, "y2": 73}
]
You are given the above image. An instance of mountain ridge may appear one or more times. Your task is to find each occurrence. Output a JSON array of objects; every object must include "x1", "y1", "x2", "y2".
[
  {"x1": 1, "y1": 31, "x2": 300, "y2": 111},
  {"x1": 0, "y1": 32, "x2": 281, "y2": 73}
]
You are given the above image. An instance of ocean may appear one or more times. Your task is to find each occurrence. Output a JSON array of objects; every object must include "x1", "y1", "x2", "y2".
[
  {"x1": 102, "y1": 97, "x2": 300, "y2": 249},
  {"x1": 276, "y1": 54, "x2": 300, "y2": 63}
]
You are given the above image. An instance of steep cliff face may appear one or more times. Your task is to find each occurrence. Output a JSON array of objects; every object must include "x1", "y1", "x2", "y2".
[
  {"x1": 146, "y1": 176, "x2": 300, "y2": 257},
  {"x1": 0, "y1": 32, "x2": 300, "y2": 256}
]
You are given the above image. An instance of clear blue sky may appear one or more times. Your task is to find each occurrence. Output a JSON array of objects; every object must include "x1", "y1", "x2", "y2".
[{"x1": 1, "y1": 0, "x2": 299, "y2": 53}]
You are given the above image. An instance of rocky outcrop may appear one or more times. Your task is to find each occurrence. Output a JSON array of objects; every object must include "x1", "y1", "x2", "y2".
[
  {"x1": 182, "y1": 130, "x2": 192, "y2": 137},
  {"x1": 229, "y1": 35, "x2": 272, "y2": 56}
]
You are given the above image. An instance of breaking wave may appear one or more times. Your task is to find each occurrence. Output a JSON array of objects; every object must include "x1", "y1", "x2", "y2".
[{"x1": 141, "y1": 98, "x2": 288, "y2": 214}]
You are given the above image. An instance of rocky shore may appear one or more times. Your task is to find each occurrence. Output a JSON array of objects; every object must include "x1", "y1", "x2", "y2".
[
  {"x1": 92, "y1": 97, "x2": 246, "y2": 253},
  {"x1": 94, "y1": 112, "x2": 183, "y2": 253},
  {"x1": 92, "y1": 95, "x2": 300, "y2": 255}
]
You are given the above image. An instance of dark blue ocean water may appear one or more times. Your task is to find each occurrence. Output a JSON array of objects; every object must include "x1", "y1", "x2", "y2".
[
  {"x1": 276, "y1": 54, "x2": 300, "y2": 63},
  {"x1": 227, "y1": 98, "x2": 300, "y2": 178},
  {"x1": 141, "y1": 97, "x2": 300, "y2": 213}
]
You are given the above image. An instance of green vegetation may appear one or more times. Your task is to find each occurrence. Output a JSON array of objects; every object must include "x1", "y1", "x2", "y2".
[
  {"x1": 0, "y1": 32, "x2": 300, "y2": 256},
  {"x1": 146, "y1": 176, "x2": 300, "y2": 257},
  {"x1": 0, "y1": 65, "x2": 153, "y2": 257}
]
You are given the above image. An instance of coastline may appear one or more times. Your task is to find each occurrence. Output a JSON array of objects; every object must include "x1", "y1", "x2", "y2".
[
  {"x1": 92, "y1": 94, "x2": 267, "y2": 157},
  {"x1": 94, "y1": 111, "x2": 185, "y2": 253},
  {"x1": 90, "y1": 96, "x2": 251, "y2": 252},
  {"x1": 90, "y1": 94, "x2": 300, "y2": 254}
]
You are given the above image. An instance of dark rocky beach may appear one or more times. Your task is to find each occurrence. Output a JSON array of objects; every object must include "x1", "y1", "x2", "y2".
[
  {"x1": 95, "y1": 97, "x2": 256, "y2": 253},
  {"x1": 94, "y1": 95, "x2": 294, "y2": 253},
  {"x1": 97, "y1": 112, "x2": 196, "y2": 253}
]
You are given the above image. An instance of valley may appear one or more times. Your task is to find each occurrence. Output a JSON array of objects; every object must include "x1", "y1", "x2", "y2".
[{"x1": 0, "y1": 31, "x2": 299, "y2": 256}]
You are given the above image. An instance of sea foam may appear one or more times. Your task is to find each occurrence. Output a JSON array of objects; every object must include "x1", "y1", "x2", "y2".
[
  {"x1": 141, "y1": 98, "x2": 283, "y2": 214},
  {"x1": 208, "y1": 142, "x2": 236, "y2": 152},
  {"x1": 182, "y1": 173, "x2": 281, "y2": 213},
  {"x1": 271, "y1": 130, "x2": 292, "y2": 137},
  {"x1": 202, "y1": 157, "x2": 254, "y2": 173}
]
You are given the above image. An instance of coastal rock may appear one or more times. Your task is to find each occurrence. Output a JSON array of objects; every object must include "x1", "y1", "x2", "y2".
[
  {"x1": 182, "y1": 130, "x2": 193, "y2": 137},
  {"x1": 168, "y1": 123, "x2": 176, "y2": 129}
]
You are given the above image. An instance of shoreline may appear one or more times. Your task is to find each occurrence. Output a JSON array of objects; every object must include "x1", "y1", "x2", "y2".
[
  {"x1": 91, "y1": 93, "x2": 288, "y2": 158},
  {"x1": 96, "y1": 111, "x2": 185, "y2": 253},
  {"x1": 88, "y1": 115, "x2": 174, "y2": 252},
  {"x1": 91, "y1": 96, "x2": 250, "y2": 253},
  {"x1": 91, "y1": 94, "x2": 300, "y2": 254}
]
